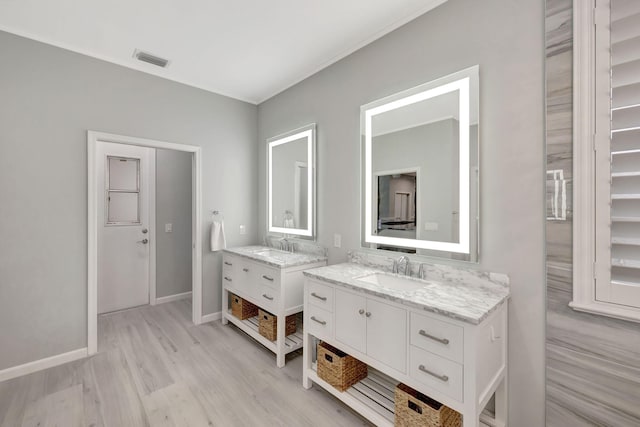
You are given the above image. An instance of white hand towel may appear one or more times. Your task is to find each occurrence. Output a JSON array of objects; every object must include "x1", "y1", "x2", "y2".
[{"x1": 210, "y1": 220, "x2": 227, "y2": 251}]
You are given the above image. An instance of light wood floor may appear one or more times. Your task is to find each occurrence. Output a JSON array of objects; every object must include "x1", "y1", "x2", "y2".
[{"x1": 0, "y1": 300, "x2": 371, "y2": 426}]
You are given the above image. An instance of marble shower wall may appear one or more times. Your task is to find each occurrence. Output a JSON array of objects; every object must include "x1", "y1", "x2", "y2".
[{"x1": 545, "y1": 0, "x2": 640, "y2": 425}]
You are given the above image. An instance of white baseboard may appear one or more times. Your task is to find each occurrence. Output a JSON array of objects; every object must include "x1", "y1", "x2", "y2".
[
  {"x1": 0, "y1": 348, "x2": 88, "y2": 383},
  {"x1": 156, "y1": 291, "x2": 192, "y2": 305},
  {"x1": 201, "y1": 311, "x2": 222, "y2": 323}
]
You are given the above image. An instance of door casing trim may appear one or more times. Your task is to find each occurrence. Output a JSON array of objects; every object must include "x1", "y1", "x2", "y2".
[{"x1": 88, "y1": 131, "x2": 203, "y2": 355}]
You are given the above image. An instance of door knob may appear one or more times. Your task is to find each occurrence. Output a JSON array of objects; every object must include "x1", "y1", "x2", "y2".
[
  {"x1": 142, "y1": 228, "x2": 148, "y2": 234},
  {"x1": 137, "y1": 238, "x2": 149, "y2": 244}
]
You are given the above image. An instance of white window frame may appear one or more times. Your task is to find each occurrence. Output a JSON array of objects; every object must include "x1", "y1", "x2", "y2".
[{"x1": 571, "y1": 0, "x2": 640, "y2": 322}]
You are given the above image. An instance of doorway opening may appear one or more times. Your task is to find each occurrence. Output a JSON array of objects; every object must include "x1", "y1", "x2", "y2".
[{"x1": 88, "y1": 131, "x2": 203, "y2": 355}]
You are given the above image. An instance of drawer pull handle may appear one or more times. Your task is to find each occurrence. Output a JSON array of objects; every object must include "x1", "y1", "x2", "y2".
[
  {"x1": 311, "y1": 292, "x2": 327, "y2": 301},
  {"x1": 311, "y1": 316, "x2": 326, "y2": 325},
  {"x1": 224, "y1": 261, "x2": 232, "y2": 266},
  {"x1": 419, "y1": 330, "x2": 450, "y2": 345},
  {"x1": 359, "y1": 309, "x2": 365, "y2": 315},
  {"x1": 224, "y1": 276, "x2": 232, "y2": 282},
  {"x1": 418, "y1": 365, "x2": 449, "y2": 382},
  {"x1": 262, "y1": 275, "x2": 274, "y2": 281},
  {"x1": 262, "y1": 294, "x2": 274, "y2": 301},
  {"x1": 243, "y1": 268, "x2": 249, "y2": 272},
  {"x1": 365, "y1": 312, "x2": 371, "y2": 317}
]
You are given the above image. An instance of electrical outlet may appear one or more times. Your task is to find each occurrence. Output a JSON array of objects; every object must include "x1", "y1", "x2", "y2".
[
  {"x1": 165, "y1": 223, "x2": 173, "y2": 233},
  {"x1": 334, "y1": 233, "x2": 341, "y2": 248},
  {"x1": 239, "y1": 225, "x2": 246, "y2": 235}
]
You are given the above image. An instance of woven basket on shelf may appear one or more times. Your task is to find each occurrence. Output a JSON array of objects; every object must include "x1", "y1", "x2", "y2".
[
  {"x1": 230, "y1": 293, "x2": 258, "y2": 320},
  {"x1": 317, "y1": 342, "x2": 367, "y2": 392},
  {"x1": 258, "y1": 309, "x2": 297, "y2": 341},
  {"x1": 394, "y1": 383, "x2": 461, "y2": 427}
]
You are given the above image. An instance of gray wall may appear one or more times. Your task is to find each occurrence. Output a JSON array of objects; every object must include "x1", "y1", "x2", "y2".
[
  {"x1": 257, "y1": 0, "x2": 545, "y2": 424},
  {"x1": 0, "y1": 31, "x2": 258, "y2": 371},
  {"x1": 156, "y1": 149, "x2": 193, "y2": 298},
  {"x1": 545, "y1": 0, "x2": 640, "y2": 425}
]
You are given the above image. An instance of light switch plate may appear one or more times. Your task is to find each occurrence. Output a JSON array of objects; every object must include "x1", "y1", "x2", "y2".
[
  {"x1": 334, "y1": 233, "x2": 341, "y2": 248},
  {"x1": 424, "y1": 222, "x2": 439, "y2": 231},
  {"x1": 165, "y1": 223, "x2": 173, "y2": 233},
  {"x1": 239, "y1": 225, "x2": 246, "y2": 235}
]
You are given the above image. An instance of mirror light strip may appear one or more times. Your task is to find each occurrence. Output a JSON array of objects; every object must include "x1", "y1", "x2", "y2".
[
  {"x1": 268, "y1": 127, "x2": 314, "y2": 237},
  {"x1": 364, "y1": 76, "x2": 471, "y2": 253}
]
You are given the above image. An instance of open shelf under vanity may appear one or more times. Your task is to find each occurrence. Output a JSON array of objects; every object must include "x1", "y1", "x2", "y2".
[
  {"x1": 306, "y1": 360, "x2": 499, "y2": 427},
  {"x1": 222, "y1": 309, "x2": 304, "y2": 355}
]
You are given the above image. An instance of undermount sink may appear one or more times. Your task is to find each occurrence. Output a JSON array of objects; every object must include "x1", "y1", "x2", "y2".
[
  {"x1": 254, "y1": 249, "x2": 289, "y2": 258},
  {"x1": 356, "y1": 272, "x2": 428, "y2": 292}
]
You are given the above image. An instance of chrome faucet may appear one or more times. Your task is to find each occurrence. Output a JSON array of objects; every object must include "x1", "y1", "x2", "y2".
[
  {"x1": 418, "y1": 263, "x2": 427, "y2": 280},
  {"x1": 265, "y1": 235, "x2": 289, "y2": 251},
  {"x1": 280, "y1": 238, "x2": 291, "y2": 252},
  {"x1": 393, "y1": 255, "x2": 410, "y2": 276}
]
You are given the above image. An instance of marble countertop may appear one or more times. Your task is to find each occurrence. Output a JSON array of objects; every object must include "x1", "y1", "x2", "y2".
[
  {"x1": 223, "y1": 246, "x2": 327, "y2": 269},
  {"x1": 303, "y1": 262, "x2": 510, "y2": 325}
]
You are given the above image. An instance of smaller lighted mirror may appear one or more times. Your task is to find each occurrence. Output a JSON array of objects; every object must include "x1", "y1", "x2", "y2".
[
  {"x1": 362, "y1": 66, "x2": 479, "y2": 260},
  {"x1": 267, "y1": 124, "x2": 315, "y2": 237}
]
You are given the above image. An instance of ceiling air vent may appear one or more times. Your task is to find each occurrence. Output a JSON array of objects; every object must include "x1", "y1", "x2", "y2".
[{"x1": 133, "y1": 49, "x2": 170, "y2": 68}]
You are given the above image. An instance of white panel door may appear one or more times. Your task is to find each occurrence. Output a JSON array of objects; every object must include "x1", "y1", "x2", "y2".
[
  {"x1": 334, "y1": 289, "x2": 367, "y2": 353},
  {"x1": 366, "y1": 299, "x2": 407, "y2": 373},
  {"x1": 97, "y1": 142, "x2": 154, "y2": 314}
]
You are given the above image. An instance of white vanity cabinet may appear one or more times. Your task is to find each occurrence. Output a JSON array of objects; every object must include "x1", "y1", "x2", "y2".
[
  {"x1": 303, "y1": 276, "x2": 508, "y2": 427},
  {"x1": 221, "y1": 248, "x2": 326, "y2": 367}
]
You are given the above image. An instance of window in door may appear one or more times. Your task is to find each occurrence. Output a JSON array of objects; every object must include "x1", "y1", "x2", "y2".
[{"x1": 106, "y1": 156, "x2": 141, "y2": 224}]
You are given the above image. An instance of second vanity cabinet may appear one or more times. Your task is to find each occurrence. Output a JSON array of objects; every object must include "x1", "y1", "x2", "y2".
[
  {"x1": 302, "y1": 268, "x2": 509, "y2": 427},
  {"x1": 221, "y1": 247, "x2": 326, "y2": 367}
]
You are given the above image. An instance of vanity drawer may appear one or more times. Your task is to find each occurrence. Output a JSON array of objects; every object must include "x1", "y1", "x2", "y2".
[
  {"x1": 223, "y1": 255, "x2": 245, "y2": 292},
  {"x1": 409, "y1": 346, "x2": 463, "y2": 402},
  {"x1": 410, "y1": 312, "x2": 463, "y2": 364},
  {"x1": 306, "y1": 304, "x2": 333, "y2": 341},
  {"x1": 222, "y1": 273, "x2": 236, "y2": 289},
  {"x1": 256, "y1": 265, "x2": 280, "y2": 289},
  {"x1": 257, "y1": 284, "x2": 279, "y2": 312},
  {"x1": 307, "y1": 281, "x2": 334, "y2": 311},
  {"x1": 223, "y1": 255, "x2": 237, "y2": 274}
]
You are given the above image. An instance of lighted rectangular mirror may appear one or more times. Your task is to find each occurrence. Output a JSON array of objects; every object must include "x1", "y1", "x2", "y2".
[
  {"x1": 361, "y1": 66, "x2": 479, "y2": 261},
  {"x1": 268, "y1": 124, "x2": 316, "y2": 238}
]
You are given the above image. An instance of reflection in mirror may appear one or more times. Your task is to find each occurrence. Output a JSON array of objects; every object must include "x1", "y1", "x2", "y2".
[
  {"x1": 268, "y1": 124, "x2": 315, "y2": 237},
  {"x1": 362, "y1": 66, "x2": 479, "y2": 261}
]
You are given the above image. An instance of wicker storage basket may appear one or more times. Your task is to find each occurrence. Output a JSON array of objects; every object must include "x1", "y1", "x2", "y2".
[
  {"x1": 394, "y1": 383, "x2": 461, "y2": 427},
  {"x1": 317, "y1": 342, "x2": 368, "y2": 392},
  {"x1": 230, "y1": 293, "x2": 258, "y2": 320},
  {"x1": 258, "y1": 309, "x2": 297, "y2": 341}
]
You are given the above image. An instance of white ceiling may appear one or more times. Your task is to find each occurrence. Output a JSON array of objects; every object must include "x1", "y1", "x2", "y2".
[{"x1": 0, "y1": 0, "x2": 446, "y2": 104}]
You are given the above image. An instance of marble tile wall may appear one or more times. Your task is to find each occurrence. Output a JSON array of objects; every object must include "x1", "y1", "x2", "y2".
[{"x1": 545, "y1": 1, "x2": 640, "y2": 425}]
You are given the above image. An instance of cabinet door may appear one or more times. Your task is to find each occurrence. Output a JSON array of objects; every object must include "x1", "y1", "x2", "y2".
[
  {"x1": 335, "y1": 289, "x2": 366, "y2": 354},
  {"x1": 366, "y1": 299, "x2": 407, "y2": 373}
]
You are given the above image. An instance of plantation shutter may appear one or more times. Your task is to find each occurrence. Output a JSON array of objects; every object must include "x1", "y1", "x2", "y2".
[{"x1": 597, "y1": 0, "x2": 640, "y2": 305}]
